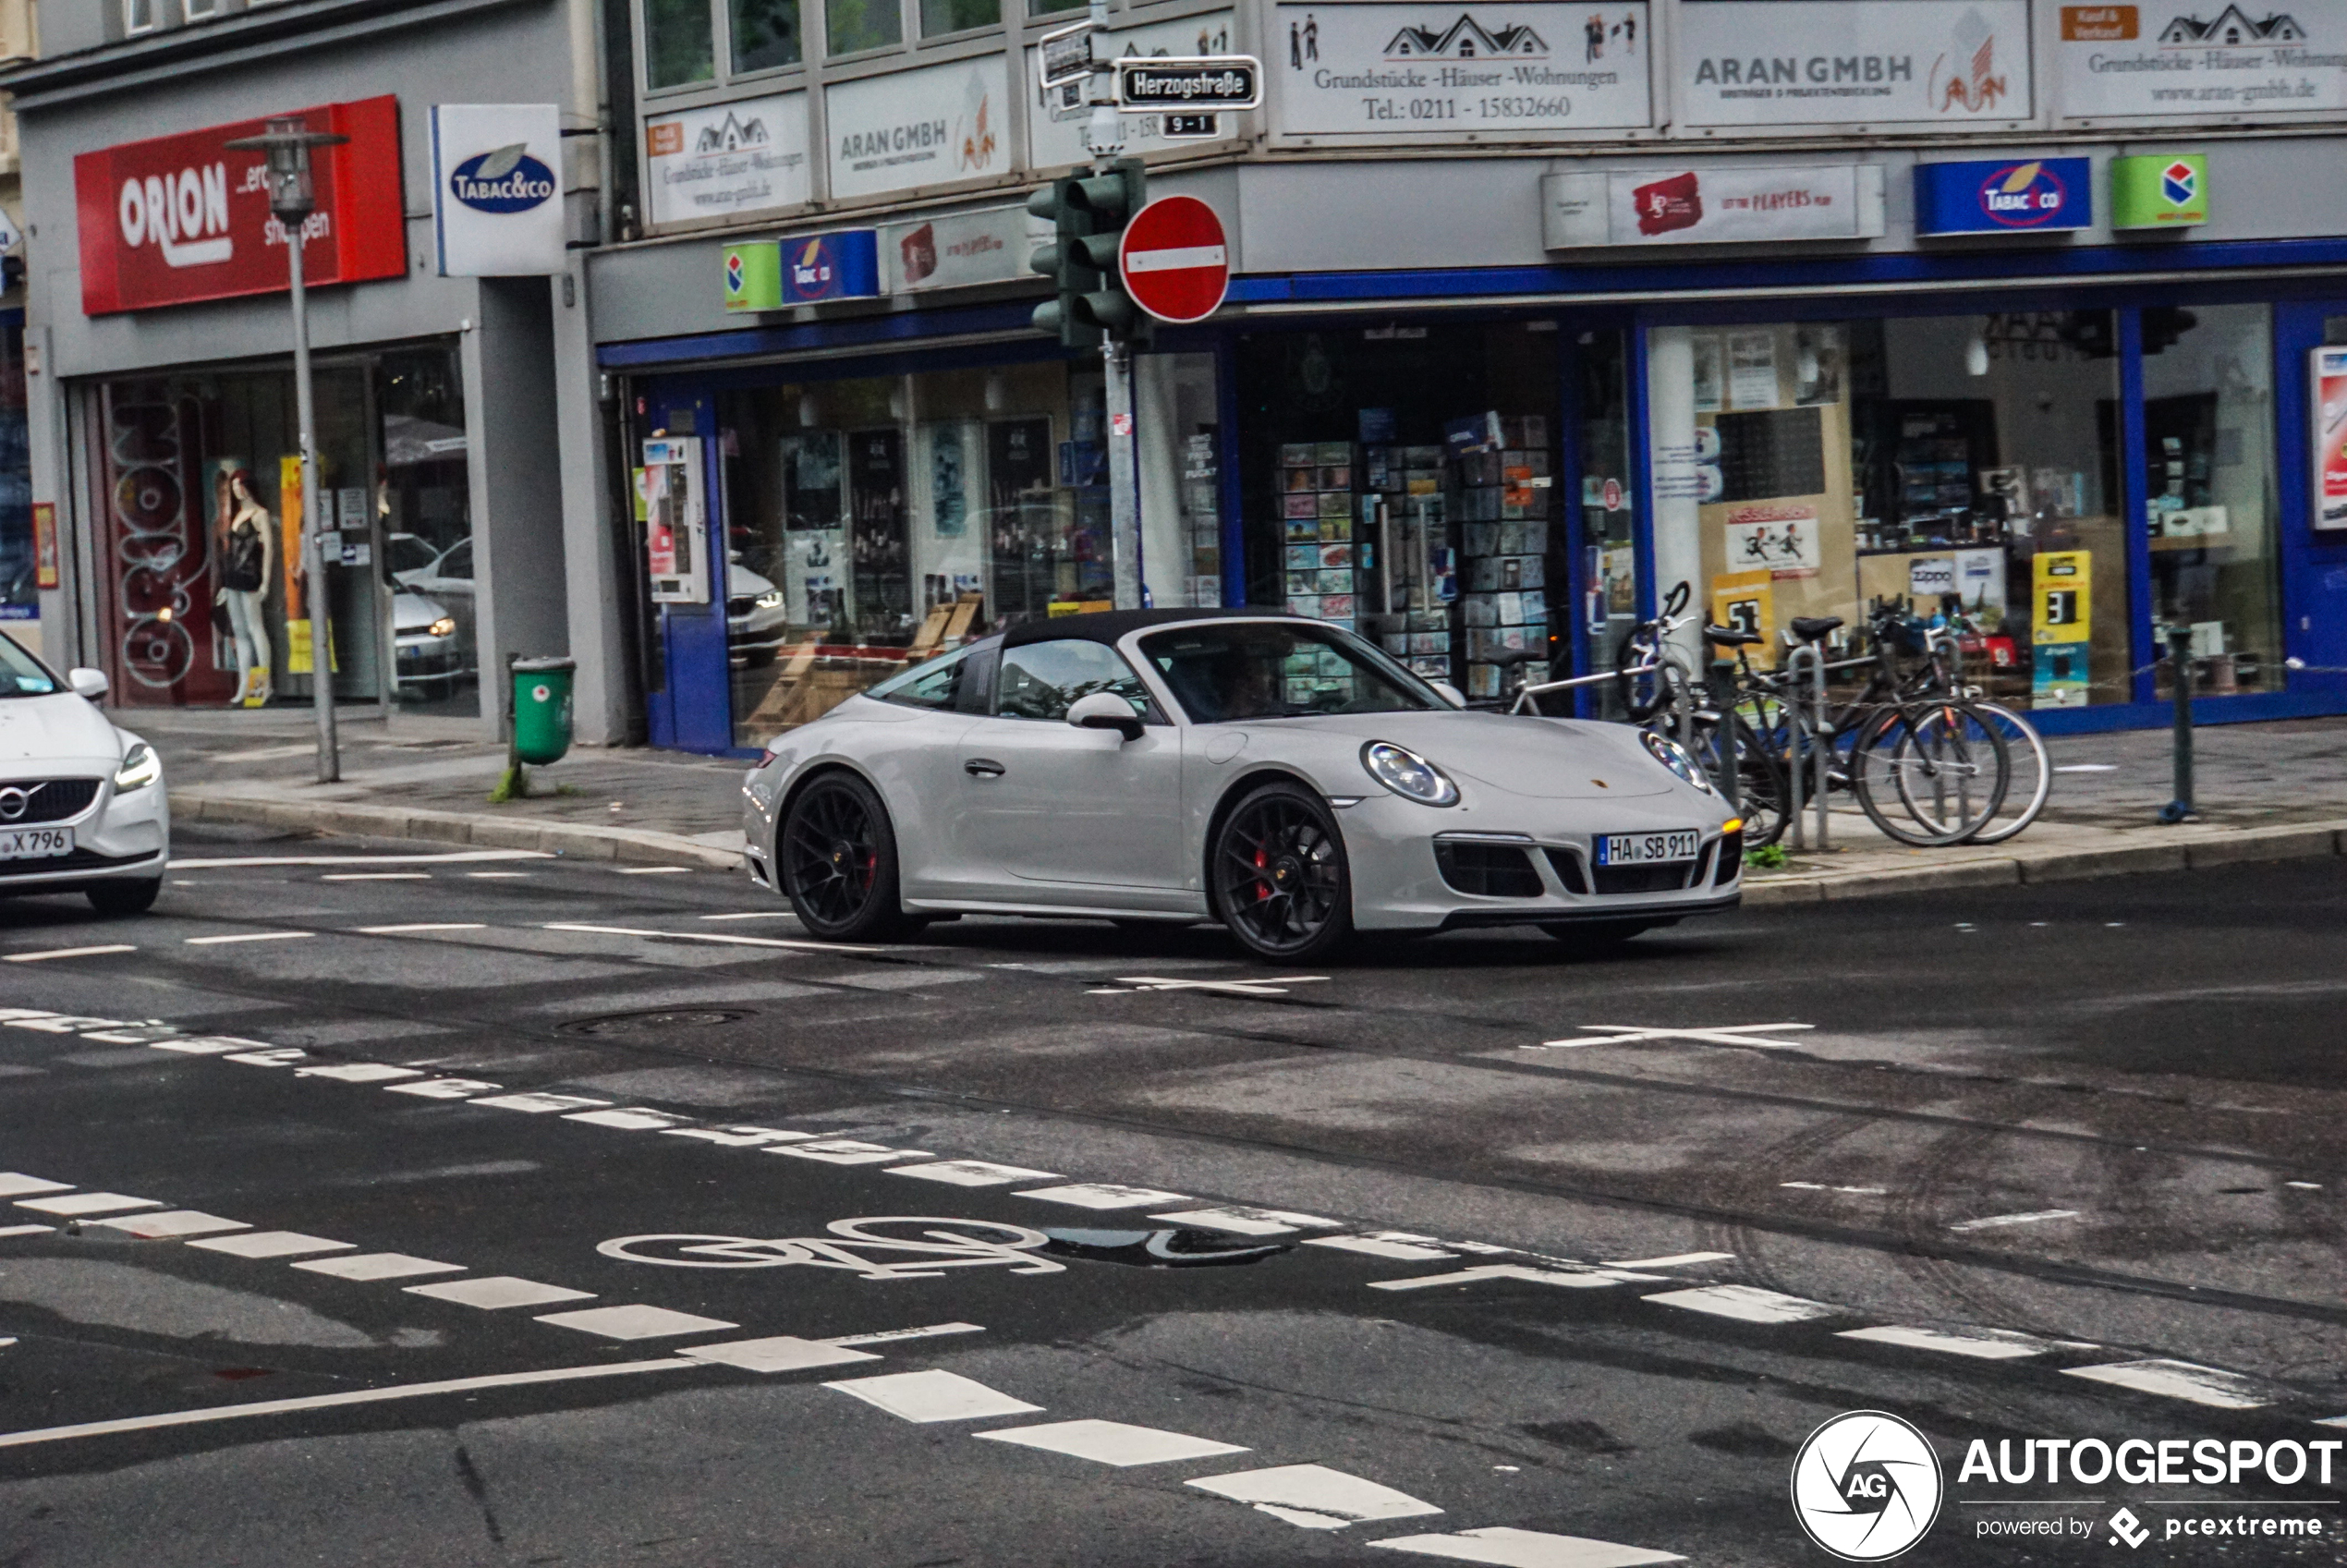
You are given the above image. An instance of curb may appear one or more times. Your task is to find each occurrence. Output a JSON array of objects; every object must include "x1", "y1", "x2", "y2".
[
  {"x1": 170, "y1": 789, "x2": 745, "y2": 871},
  {"x1": 1742, "y1": 820, "x2": 2347, "y2": 906}
]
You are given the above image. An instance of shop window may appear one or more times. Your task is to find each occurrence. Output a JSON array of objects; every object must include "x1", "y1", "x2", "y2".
[
  {"x1": 825, "y1": 0, "x2": 902, "y2": 55},
  {"x1": 2141, "y1": 304, "x2": 2282, "y2": 696},
  {"x1": 0, "y1": 321, "x2": 30, "y2": 631},
  {"x1": 376, "y1": 346, "x2": 477, "y2": 717},
  {"x1": 1135, "y1": 353, "x2": 1222, "y2": 611},
  {"x1": 1234, "y1": 322, "x2": 1562, "y2": 700},
  {"x1": 1647, "y1": 313, "x2": 2124, "y2": 711},
  {"x1": 922, "y1": 0, "x2": 997, "y2": 33},
  {"x1": 731, "y1": 0, "x2": 803, "y2": 69},
  {"x1": 643, "y1": 0, "x2": 717, "y2": 88},
  {"x1": 718, "y1": 360, "x2": 1159, "y2": 748}
]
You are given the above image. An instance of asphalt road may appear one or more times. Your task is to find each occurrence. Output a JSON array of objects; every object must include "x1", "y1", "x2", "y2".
[{"x1": 2, "y1": 820, "x2": 2343, "y2": 1566}]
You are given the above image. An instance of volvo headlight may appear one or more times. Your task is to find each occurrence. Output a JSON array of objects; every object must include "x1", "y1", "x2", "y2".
[
  {"x1": 1361, "y1": 741, "x2": 1459, "y2": 807},
  {"x1": 114, "y1": 742, "x2": 161, "y2": 794},
  {"x1": 1641, "y1": 730, "x2": 1715, "y2": 795},
  {"x1": 428, "y1": 616, "x2": 456, "y2": 638},
  {"x1": 755, "y1": 589, "x2": 785, "y2": 611}
]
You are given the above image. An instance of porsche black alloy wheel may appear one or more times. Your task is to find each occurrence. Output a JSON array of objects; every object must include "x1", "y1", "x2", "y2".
[
  {"x1": 1211, "y1": 782, "x2": 1353, "y2": 961},
  {"x1": 778, "y1": 772, "x2": 910, "y2": 941}
]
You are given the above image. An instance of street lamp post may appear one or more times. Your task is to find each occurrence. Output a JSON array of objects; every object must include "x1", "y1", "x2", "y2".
[{"x1": 225, "y1": 115, "x2": 350, "y2": 784}]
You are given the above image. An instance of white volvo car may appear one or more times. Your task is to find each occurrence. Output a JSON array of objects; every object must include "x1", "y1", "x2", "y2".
[{"x1": 0, "y1": 632, "x2": 169, "y2": 916}]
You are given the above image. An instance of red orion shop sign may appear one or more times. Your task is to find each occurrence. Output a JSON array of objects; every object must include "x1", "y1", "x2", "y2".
[{"x1": 74, "y1": 96, "x2": 405, "y2": 316}]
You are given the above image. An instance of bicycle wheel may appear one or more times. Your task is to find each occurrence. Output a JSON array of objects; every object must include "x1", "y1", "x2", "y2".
[
  {"x1": 1952, "y1": 701, "x2": 2049, "y2": 846},
  {"x1": 1688, "y1": 715, "x2": 1791, "y2": 847},
  {"x1": 1848, "y1": 702, "x2": 2007, "y2": 847}
]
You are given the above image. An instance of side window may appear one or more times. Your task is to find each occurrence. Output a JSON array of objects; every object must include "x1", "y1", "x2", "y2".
[
  {"x1": 878, "y1": 654, "x2": 961, "y2": 711},
  {"x1": 994, "y1": 638, "x2": 1154, "y2": 723}
]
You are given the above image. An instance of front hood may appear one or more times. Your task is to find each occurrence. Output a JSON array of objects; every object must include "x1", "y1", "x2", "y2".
[
  {"x1": 1253, "y1": 711, "x2": 1678, "y2": 800},
  {"x1": 0, "y1": 694, "x2": 122, "y2": 766}
]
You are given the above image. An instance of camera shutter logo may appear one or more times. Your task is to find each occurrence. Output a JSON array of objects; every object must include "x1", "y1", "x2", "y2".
[{"x1": 1790, "y1": 1411, "x2": 1943, "y2": 1561}]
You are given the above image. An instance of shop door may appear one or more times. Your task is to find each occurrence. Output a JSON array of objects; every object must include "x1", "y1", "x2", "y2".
[
  {"x1": 642, "y1": 393, "x2": 734, "y2": 754},
  {"x1": 313, "y1": 366, "x2": 384, "y2": 702}
]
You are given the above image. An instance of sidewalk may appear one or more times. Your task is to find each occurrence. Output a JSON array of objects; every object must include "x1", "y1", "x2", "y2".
[{"x1": 132, "y1": 702, "x2": 2347, "y2": 891}]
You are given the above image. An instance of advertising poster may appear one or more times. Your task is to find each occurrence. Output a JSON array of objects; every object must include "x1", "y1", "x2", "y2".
[
  {"x1": 642, "y1": 92, "x2": 812, "y2": 228},
  {"x1": 2314, "y1": 347, "x2": 2347, "y2": 530},
  {"x1": 1710, "y1": 569, "x2": 1776, "y2": 665},
  {"x1": 1724, "y1": 502, "x2": 1820, "y2": 577},
  {"x1": 1677, "y1": 0, "x2": 2032, "y2": 128},
  {"x1": 2058, "y1": 0, "x2": 2347, "y2": 120},
  {"x1": 1727, "y1": 331, "x2": 1780, "y2": 409},
  {"x1": 30, "y1": 502, "x2": 56, "y2": 590},
  {"x1": 1030, "y1": 12, "x2": 1238, "y2": 165},
  {"x1": 828, "y1": 55, "x2": 1009, "y2": 201},
  {"x1": 430, "y1": 103, "x2": 565, "y2": 277},
  {"x1": 1543, "y1": 164, "x2": 1884, "y2": 248},
  {"x1": 1272, "y1": 2, "x2": 1652, "y2": 137},
  {"x1": 2032, "y1": 548, "x2": 2093, "y2": 707}
]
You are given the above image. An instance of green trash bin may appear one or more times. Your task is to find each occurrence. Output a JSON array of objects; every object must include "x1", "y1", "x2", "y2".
[{"x1": 510, "y1": 657, "x2": 576, "y2": 766}]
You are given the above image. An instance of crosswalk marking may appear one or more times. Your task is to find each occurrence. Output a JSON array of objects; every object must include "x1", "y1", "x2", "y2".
[
  {"x1": 1837, "y1": 1325, "x2": 2049, "y2": 1360},
  {"x1": 188, "y1": 1231, "x2": 354, "y2": 1258},
  {"x1": 0, "y1": 1174, "x2": 73, "y2": 1197},
  {"x1": 543, "y1": 921, "x2": 869, "y2": 954},
  {"x1": 679, "y1": 1336, "x2": 881, "y2": 1373},
  {"x1": 185, "y1": 931, "x2": 313, "y2": 946},
  {"x1": 293, "y1": 1252, "x2": 465, "y2": 1282},
  {"x1": 3, "y1": 945, "x2": 137, "y2": 963},
  {"x1": 405, "y1": 1277, "x2": 597, "y2": 1310},
  {"x1": 2061, "y1": 1359, "x2": 2270, "y2": 1409},
  {"x1": 1015, "y1": 1183, "x2": 1190, "y2": 1210},
  {"x1": 1187, "y1": 1464, "x2": 1443, "y2": 1529},
  {"x1": 534, "y1": 1305, "x2": 737, "y2": 1341},
  {"x1": 824, "y1": 1369, "x2": 1043, "y2": 1423},
  {"x1": 1368, "y1": 1264, "x2": 1664, "y2": 1293},
  {"x1": 1369, "y1": 1527, "x2": 1684, "y2": 1566},
  {"x1": 16, "y1": 1192, "x2": 162, "y2": 1217},
  {"x1": 1645, "y1": 1284, "x2": 1839, "y2": 1324},
  {"x1": 357, "y1": 923, "x2": 488, "y2": 934},
  {"x1": 91, "y1": 1210, "x2": 249, "y2": 1240},
  {"x1": 978, "y1": 1418, "x2": 1249, "y2": 1467}
]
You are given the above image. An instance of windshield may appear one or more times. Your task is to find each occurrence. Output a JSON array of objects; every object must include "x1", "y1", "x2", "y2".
[
  {"x1": 1140, "y1": 621, "x2": 1444, "y2": 723},
  {"x1": 0, "y1": 631, "x2": 60, "y2": 699}
]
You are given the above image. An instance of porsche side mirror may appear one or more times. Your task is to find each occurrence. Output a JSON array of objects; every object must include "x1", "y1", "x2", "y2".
[
  {"x1": 1429, "y1": 679, "x2": 1466, "y2": 709},
  {"x1": 1066, "y1": 691, "x2": 1144, "y2": 742},
  {"x1": 67, "y1": 667, "x2": 110, "y2": 701}
]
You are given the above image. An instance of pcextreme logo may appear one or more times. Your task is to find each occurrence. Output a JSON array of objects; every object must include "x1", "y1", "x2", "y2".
[{"x1": 1791, "y1": 1411, "x2": 1945, "y2": 1561}]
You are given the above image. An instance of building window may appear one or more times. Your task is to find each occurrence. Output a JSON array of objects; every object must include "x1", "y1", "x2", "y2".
[
  {"x1": 1647, "y1": 313, "x2": 2126, "y2": 711},
  {"x1": 124, "y1": 0, "x2": 160, "y2": 34},
  {"x1": 643, "y1": 0, "x2": 716, "y2": 89},
  {"x1": 185, "y1": 0, "x2": 221, "y2": 18},
  {"x1": 921, "y1": 0, "x2": 998, "y2": 36},
  {"x1": 1029, "y1": 0, "x2": 1084, "y2": 15},
  {"x1": 731, "y1": 0, "x2": 802, "y2": 70},
  {"x1": 825, "y1": 0, "x2": 902, "y2": 55}
]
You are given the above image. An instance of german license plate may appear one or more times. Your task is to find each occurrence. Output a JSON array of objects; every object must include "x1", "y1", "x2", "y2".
[
  {"x1": 1595, "y1": 830, "x2": 1698, "y2": 866},
  {"x1": 0, "y1": 827, "x2": 73, "y2": 861}
]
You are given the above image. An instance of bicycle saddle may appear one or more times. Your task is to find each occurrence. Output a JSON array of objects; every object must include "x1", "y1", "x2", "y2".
[
  {"x1": 1701, "y1": 624, "x2": 1763, "y2": 647},
  {"x1": 1484, "y1": 647, "x2": 1541, "y2": 668},
  {"x1": 1787, "y1": 615, "x2": 1845, "y2": 642}
]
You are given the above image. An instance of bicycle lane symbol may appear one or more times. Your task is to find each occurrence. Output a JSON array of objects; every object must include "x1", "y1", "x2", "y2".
[{"x1": 598, "y1": 1218, "x2": 1068, "y2": 1282}]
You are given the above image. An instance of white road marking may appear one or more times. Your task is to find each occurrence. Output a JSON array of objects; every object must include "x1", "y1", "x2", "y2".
[
  {"x1": 1838, "y1": 1325, "x2": 2049, "y2": 1361},
  {"x1": 1948, "y1": 1209, "x2": 2080, "y2": 1233},
  {"x1": 4, "y1": 945, "x2": 137, "y2": 963},
  {"x1": 185, "y1": 931, "x2": 312, "y2": 946},
  {"x1": 0, "y1": 1174, "x2": 72, "y2": 1197},
  {"x1": 2288, "y1": 1181, "x2": 2324, "y2": 1190},
  {"x1": 888, "y1": 1160, "x2": 1062, "y2": 1187},
  {"x1": 535, "y1": 1305, "x2": 738, "y2": 1341},
  {"x1": 772, "y1": 1139, "x2": 933, "y2": 1166},
  {"x1": 616, "y1": 865, "x2": 695, "y2": 874},
  {"x1": 0, "y1": 1224, "x2": 55, "y2": 1238},
  {"x1": 699, "y1": 912, "x2": 795, "y2": 920},
  {"x1": 680, "y1": 1336, "x2": 881, "y2": 1373},
  {"x1": 469, "y1": 1093, "x2": 614, "y2": 1113},
  {"x1": 1098, "y1": 975, "x2": 1330, "y2": 997},
  {"x1": 2317, "y1": 1415, "x2": 2347, "y2": 1429},
  {"x1": 1782, "y1": 1183, "x2": 1890, "y2": 1196},
  {"x1": 1, "y1": 1013, "x2": 119, "y2": 1031},
  {"x1": 91, "y1": 1210, "x2": 249, "y2": 1240},
  {"x1": 1151, "y1": 1206, "x2": 1341, "y2": 1236},
  {"x1": 1599, "y1": 1252, "x2": 1735, "y2": 1269},
  {"x1": 385, "y1": 1077, "x2": 503, "y2": 1099},
  {"x1": 823, "y1": 1321, "x2": 986, "y2": 1348},
  {"x1": 2054, "y1": 764, "x2": 2118, "y2": 772},
  {"x1": 297, "y1": 1064, "x2": 424, "y2": 1084},
  {"x1": 322, "y1": 872, "x2": 432, "y2": 881},
  {"x1": 225, "y1": 1048, "x2": 309, "y2": 1066},
  {"x1": 1644, "y1": 1284, "x2": 1839, "y2": 1324},
  {"x1": 150, "y1": 1037, "x2": 272, "y2": 1055},
  {"x1": 188, "y1": 1231, "x2": 354, "y2": 1258},
  {"x1": 2062, "y1": 1359, "x2": 2270, "y2": 1409},
  {"x1": 468, "y1": 871, "x2": 532, "y2": 879},
  {"x1": 293, "y1": 1252, "x2": 466, "y2": 1282},
  {"x1": 544, "y1": 921, "x2": 870, "y2": 954},
  {"x1": 0, "y1": 1356, "x2": 699, "y2": 1449},
  {"x1": 663, "y1": 1125, "x2": 814, "y2": 1148},
  {"x1": 16, "y1": 1192, "x2": 163, "y2": 1217},
  {"x1": 357, "y1": 923, "x2": 489, "y2": 935},
  {"x1": 169, "y1": 850, "x2": 550, "y2": 869},
  {"x1": 1187, "y1": 1464, "x2": 1443, "y2": 1530},
  {"x1": 1369, "y1": 1264, "x2": 1663, "y2": 1292},
  {"x1": 1015, "y1": 1184, "x2": 1192, "y2": 1210},
  {"x1": 1531, "y1": 1023, "x2": 1813, "y2": 1051},
  {"x1": 979, "y1": 1418, "x2": 1249, "y2": 1467},
  {"x1": 1302, "y1": 1235, "x2": 1457, "y2": 1262},
  {"x1": 824, "y1": 1369, "x2": 1043, "y2": 1423},
  {"x1": 405, "y1": 1277, "x2": 596, "y2": 1310},
  {"x1": 1369, "y1": 1526, "x2": 1684, "y2": 1566},
  {"x1": 565, "y1": 1108, "x2": 696, "y2": 1131}
]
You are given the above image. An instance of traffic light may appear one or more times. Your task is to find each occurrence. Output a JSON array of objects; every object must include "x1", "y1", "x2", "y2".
[{"x1": 1027, "y1": 159, "x2": 1149, "y2": 347}]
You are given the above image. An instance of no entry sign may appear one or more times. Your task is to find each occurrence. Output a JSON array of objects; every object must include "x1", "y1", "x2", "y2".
[{"x1": 1118, "y1": 196, "x2": 1229, "y2": 325}]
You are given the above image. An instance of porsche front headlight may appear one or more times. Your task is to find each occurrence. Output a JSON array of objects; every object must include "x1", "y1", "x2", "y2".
[
  {"x1": 114, "y1": 742, "x2": 161, "y2": 794},
  {"x1": 1361, "y1": 740, "x2": 1459, "y2": 807},
  {"x1": 1641, "y1": 730, "x2": 1715, "y2": 796}
]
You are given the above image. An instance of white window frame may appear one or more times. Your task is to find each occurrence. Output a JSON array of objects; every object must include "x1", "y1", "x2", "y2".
[
  {"x1": 186, "y1": 0, "x2": 224, "y2": 18},
  {"x1": 124, "y1": 0, "x2": 162, "y2": 34}
]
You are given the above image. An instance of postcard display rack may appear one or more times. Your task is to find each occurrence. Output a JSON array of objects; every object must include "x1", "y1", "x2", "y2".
[{"x1": 1453, "y1": 419, "x2": 1552, "y2": 698}]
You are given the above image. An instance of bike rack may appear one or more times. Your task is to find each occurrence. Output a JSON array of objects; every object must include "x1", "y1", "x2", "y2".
[{"x1": 1782, "y1": 641, "x2": 1831, "y2": 853}]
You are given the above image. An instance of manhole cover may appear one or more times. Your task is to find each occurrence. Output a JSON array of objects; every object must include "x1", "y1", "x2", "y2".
[{"x1": 559, "y1": 1009, "x2": 750, "y2": 1036}]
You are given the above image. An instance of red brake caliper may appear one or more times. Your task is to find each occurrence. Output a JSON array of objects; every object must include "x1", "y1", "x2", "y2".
[{"x1": 1252, "y1": 838, "x2": 1271, "y2": 904}]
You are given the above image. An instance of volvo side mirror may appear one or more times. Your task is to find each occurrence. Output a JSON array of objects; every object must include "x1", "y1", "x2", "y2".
[{"x1": 68, "y1": 668, "x2": 110, "y2": 701}]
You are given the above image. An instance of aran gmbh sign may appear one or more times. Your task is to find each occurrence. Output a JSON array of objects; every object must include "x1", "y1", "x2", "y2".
[
  {"x1": 72, "y1": 96, "x2": 405, "y2": 316},
  {"x1": 432, "y1": 104, "x2": 566, "y2": 276}
]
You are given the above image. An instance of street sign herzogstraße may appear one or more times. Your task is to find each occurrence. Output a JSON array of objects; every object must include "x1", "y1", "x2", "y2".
[{"x1": 1114, "y1": 56, "x2": 1262, "y2": 113}]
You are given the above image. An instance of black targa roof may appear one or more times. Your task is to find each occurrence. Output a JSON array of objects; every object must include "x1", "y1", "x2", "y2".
[{"x1": 998, "y1": 607, "x2": 1290, "y2": 650}]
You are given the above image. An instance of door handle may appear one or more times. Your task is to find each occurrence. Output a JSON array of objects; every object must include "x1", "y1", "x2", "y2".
[{"x1": 964, "y1": 758, "x2": 1005, "y2": 777}]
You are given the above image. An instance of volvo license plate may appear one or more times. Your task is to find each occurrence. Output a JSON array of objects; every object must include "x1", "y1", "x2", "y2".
[
  {"x1": 1595, "y1": 830, "x2": 1698, "y2": 866},
  {"x1": 0, "y1": 827, "x2": 73, "y2": 861}
]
